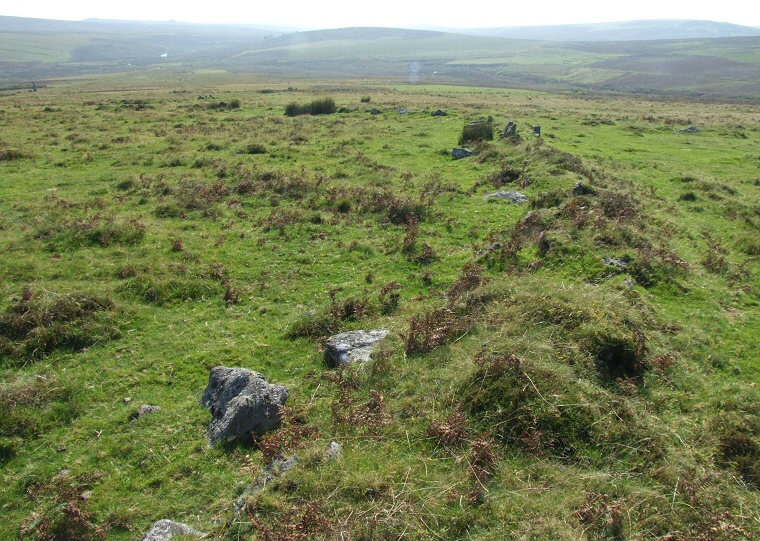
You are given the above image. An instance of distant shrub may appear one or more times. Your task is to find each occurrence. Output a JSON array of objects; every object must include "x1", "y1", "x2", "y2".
[
  {"x1": 0, "y1": 149, "x2": 28, "y2": 162},
  {"x1": 334, "y1": 198, "x2": 352, "y2": 213},
  {"x1": 580, "y1": 326, "x2": 648, "y2": 383},
  {"x1": 207, "y1": 99, "x2": 240, "y2": 111},
  {"x1": 405, "y1": 306, "x2": 473, "y2": 356},
  {"x1": 35, "y1": 215, "x2": 146, "y2": 250},
  {"x1": 462, "y1": 351, "x2": 595, "y2": 459},
  {"x1": 310, "y1": 97, "x2": 337, "y2": 115},
  {"x1": 489, "y1": 165, "x2": 522, "y2": 187},
  {"x1": 118, "y1": 276, "x2": 219, "y2": 305},
  {"x1": 242, "y1": 143, "x2": 267, "y2": 155},
  {"x1": 718, "y1": 427, "x2": 760, "y2": 489},
  {"x1": 285, "y1": 97, "x2": 337, "y2": 117},
  {"x1": 115, "y1": 178, "x2": 137, "y2": 191},
  {"x1": 0, "y1": 288, "x2": 121, "y2": 363},
  {"x1": 285, "y1": 102, "x2": 309, "y2": 117},
  {"x1": 530, "y1": 189, "x2": 565, "y2": 210},
  {"x1": 459, "y1": 120, "x2": 493, "y2": 145},
  {"x1": 286, "y1": 295, "x2": 375, "y2": 339},
  {"x1": 18, "y1": 473, "x2": 107, "y2": 541},
  {"x1": 0, "y1": 375, "x2": 77, "y2": 444}
]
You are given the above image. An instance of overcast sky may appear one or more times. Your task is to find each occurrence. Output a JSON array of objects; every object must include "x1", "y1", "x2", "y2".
[{"x1": 2, "y1": 1, "x2": 758, "y2": 29}]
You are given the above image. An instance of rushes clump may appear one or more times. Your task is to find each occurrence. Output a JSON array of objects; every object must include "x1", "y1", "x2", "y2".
[{"x1": 285, "y1": 98, "x2": 337, "y2": 117}]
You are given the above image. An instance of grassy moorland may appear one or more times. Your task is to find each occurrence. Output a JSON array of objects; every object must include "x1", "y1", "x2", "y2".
[{"x1": 1, "y1": 75, "x2": 760, "y2": 540}]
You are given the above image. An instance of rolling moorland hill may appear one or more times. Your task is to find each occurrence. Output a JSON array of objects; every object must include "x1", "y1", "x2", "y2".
[
  {"x1": 461, "y1": 19, "x2": 760, "y2": 41},
  {"x1": 1, "y1": 74, "x2": 760, "y2": 539},
  {"x1": 2, "y1": 16, "x2": 760, "y2": 99}
]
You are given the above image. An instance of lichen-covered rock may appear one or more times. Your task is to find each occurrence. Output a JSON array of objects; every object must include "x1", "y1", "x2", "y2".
[
  {"x1": 485, "y1": 190, "x2": 528, "y2": 203},
  {"x1": 141, "y1": 519, "x2": 203, "y2": 541},
  {"x1": 325, "y1": 330, "x2": 389, "y2": 367},
  {"x1": 326, "y1": 441, "x2": 343, "y2": 461},
  {"x1": 452, "y1": 147, "x2": 474, "y2": 159},
  {"x1": 202, "y1": 366, "x2": 289, "y2": 445}
]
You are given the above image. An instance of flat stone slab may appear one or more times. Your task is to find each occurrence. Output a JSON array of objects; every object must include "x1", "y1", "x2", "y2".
[
  {"x1": 602, "y1": 257, "x2": 629, "y2": 268},
  {"x1": 325, "y1": 330, "x2": 389, "y2": 367},
  {"x1": 485, "y1": 190, "x2": 528, "y2": 203},
  {"x1": 141, "y1": 519, "x2": 204, "y2": 541},
  {"x1": 452, "y1": 148, "x2": 474, "y2": 159}
]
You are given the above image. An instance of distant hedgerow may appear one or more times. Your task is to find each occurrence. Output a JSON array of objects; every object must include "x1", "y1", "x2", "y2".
[{"x1": 285, "y1": 98, "x2": 337, "y2": 117}]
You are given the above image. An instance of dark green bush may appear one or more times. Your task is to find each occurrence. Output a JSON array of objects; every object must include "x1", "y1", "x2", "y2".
[
  {"x1": 580, "y1": 326, "x2": 648, "y2": 383},
  {"x1": 118, "y1": 276, "x2": 219, "y2": 305},
  {"x1": 285, "y1": 97, "x2": 337, "y2": 117},
  {"x1": 286, "y1": 295, "x2": 375, "y2": 339},
  {"x1": 459, "y1": 121, "x2": 494, "y2": 145},
  {"x1": 530, "y1": 189, "x2": 566, "y2": 209},
  {"x1": 0, "y1": 149, "x2": 28, "y2": 161},
  {"x1": 462, "y1": 352, "x2": 594, "y2": 459},
  {"x1": 242, "y1": 143, "x2": 267, "y2": 155}
]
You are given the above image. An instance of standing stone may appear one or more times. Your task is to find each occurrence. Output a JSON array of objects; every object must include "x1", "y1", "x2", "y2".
[
  {"x1": 202, "y1": 367, "x2": 289, "y2": 445},
  {"x1": 325, "y1": 330, "x2": 389, "y2": 367}
]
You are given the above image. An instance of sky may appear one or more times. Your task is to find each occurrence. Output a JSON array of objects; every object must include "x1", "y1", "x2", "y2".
[{"x1": 2, "y1": 0, "x2": 758, "y2": 30}]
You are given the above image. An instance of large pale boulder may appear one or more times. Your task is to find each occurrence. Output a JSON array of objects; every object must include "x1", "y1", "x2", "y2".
[
  {"x1": 202, "y1": 366, "x2": 288, "y2": 445},
  {"x1": 141, "y1": 520, "x2": 203, "y2": 541},
  {"x1": 325, "y1": 330, "x2": 389, "y2": 367}
]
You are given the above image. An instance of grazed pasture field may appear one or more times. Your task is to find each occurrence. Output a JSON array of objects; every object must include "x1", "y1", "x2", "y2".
[{"x1": 1, "y1": 77, "x2": 760, "y2": 539}]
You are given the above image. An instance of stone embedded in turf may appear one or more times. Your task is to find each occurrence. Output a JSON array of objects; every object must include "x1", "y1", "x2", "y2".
[
  {"x1": 484, "y1": 190, "x2": 528, "y2": 203},
  {"x1": 325, "y1": 330, "x2": 389, "y2": 367},
  {"x1": 452, "y1": 147, "x2": 474, "y2": 159},
  {"x1": 141, "y1": 519, "x2": 204, "y2": 541},
  {"x1": 202, "y1": 366, "x2": 289, "y2": 445}
]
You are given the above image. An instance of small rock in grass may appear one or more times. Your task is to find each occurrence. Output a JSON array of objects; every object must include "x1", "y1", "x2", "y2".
[
  {"x1": 141, "y1": 519, "x2": 204, "y2": 541},
  {"x1": 484, "y1": 190, "x2": 528, "y2": 203},
  {"x1": 326, "y1": 441, "x2": 343, "y2": 461},
  {"x1": 452, "y1": 148, "x2": 474, "y2": 159}
]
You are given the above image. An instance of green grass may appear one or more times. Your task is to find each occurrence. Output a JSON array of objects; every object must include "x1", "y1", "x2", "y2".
[{"x1": 1, "y1": 77, "x2": 760, "y2": 540}]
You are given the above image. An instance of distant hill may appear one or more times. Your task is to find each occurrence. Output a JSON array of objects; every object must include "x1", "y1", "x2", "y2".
[
  {"x1": 3, "y1": 16, "x2": 760, "y2": 100},
  {"x1": 455, "y1": 19, "x2": 760, "y2": 41}
]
